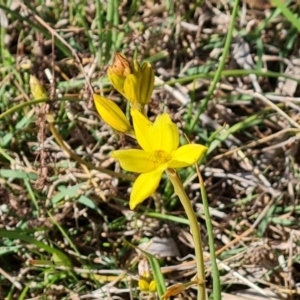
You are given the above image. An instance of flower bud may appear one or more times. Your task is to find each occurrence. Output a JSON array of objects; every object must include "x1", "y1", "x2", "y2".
[
  {"x1": 140, "y1": 62, "x2": 154, "y2": 105},
  {"x1": 107, "y1": 53, "x2": 131, "y2": 94},
  {"x1": 93, "y1": 94, "x2": 132, "y2": 134},
  {"x1": 109, "y1": 53, "x2": 131, "y2": 77},
  {"x1": 138, "y1": 278, "x2": 150, "y2": 292},
  {"x1": 148, "y1": 280, "x2": 156, "y2": 293},
  {"x1": 132, "y1": 59, "x2": 141, "y2": 77},
  {"x1": 108, "y1": 54, "x2": 155, "y2": 109},
  {"x1": 123, "y1": 74, "x2": 140, "y2": 105},
  {"x1": 29, "y1": 75, "x2": 48, "y2": 100}
]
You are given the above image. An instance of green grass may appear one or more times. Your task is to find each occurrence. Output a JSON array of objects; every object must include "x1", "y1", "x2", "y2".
[{"x1": 1, "y1": 0, "x2": 300, "y2": 299}]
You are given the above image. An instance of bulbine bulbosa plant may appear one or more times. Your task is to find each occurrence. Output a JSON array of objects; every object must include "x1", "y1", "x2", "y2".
[
  {"x1": 93, "y1": 54, "x2": 219, "y2": 300},
  {"x1": 30, "y1": 53, "x2": 220, "y2": 300}
]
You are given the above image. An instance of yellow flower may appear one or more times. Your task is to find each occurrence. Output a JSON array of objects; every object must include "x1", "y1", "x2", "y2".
[
  {"x1": 108, "y1": 53, "x2": 155, "y2": 108},
  {"x1": 93, "y1": 94, "x2": 133, "y2": 134},
  {"x1": 111, "y1": 109, "x2": 207, "y2": 209}
]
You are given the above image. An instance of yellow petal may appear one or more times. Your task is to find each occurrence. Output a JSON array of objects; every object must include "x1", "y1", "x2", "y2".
[
  {"x1": 130, "y1": 169, "x2": 163, "y2": 209},
  {"x1": 124, "y1": 74, "x2": 140, "y2": 104},
  {"x1": 140, "y1": 62, "x2": 154, "y2": 105},
  {"x1": 107, "y1": 69, "x2": 125, "y2": 94},
  {"x1": 29, "y1": 75, "x2": 48, "y2": 100},
  {"x1": 111, "y1": 149, "x2": 156, "y2": 173},
  {"x1": 131, "y1": 109, "x2": 154, "y2": 152},
  {"x1": 93, "y1": 94, "x2": 132, "y2": 133},
  {"x1": 168, "y1": 144, "x2": 207, "y2": 168},
  {"x1": 152, "y1": 113, "x2": 179, "y2": 153}
]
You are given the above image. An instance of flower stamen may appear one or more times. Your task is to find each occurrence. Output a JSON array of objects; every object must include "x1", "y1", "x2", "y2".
[{"x1": 149, "y1": 150, "x2": 171, "y2": 168}]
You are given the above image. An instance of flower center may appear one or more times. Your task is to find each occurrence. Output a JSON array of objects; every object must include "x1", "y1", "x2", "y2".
[{"x1": 150, "y1": 150, "x2": 171, "y2": 168}]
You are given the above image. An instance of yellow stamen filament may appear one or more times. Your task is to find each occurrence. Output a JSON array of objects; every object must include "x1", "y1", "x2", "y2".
[{"x1": 149, "y1": 150, "x2": 171, "y2": 168}]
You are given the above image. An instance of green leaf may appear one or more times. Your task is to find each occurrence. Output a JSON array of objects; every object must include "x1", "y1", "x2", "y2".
[
  {"x1": 0, "y1": 169, "x2": 38, "y2": 180},
  {"x1": 270, "y1": 0, "x2": 300, "y2": 32},
  {"x1": 0, "y1": 133, "x2": 13, "y2": 147},
  {"x1": 51, "y1": 182, "x2": 88, "y2": 204},
  {"x1": 0, "y1": 229, "x2": 73, "y2": 267},
  {"x1": 77, "y1": 195, "x2": 96, "y2": 209},
  {"x1": 15, "y1": 110, "x2": 35, "y2": 130}
]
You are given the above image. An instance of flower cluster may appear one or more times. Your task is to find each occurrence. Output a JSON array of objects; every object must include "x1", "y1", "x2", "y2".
[
  {"x1": 93, "y1": 53, "x2": 154, "y2": 135},
  {"x1": 93, "y1": 54, "x2": 207, "y2": 209},
  {"x1": 107, "y1": 53, "x2": 154, "y2": 109}
]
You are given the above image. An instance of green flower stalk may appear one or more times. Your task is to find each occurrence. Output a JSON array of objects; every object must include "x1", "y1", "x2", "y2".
[{"x1": 166, "y1": 169, "x2": 206, "y2": 300}]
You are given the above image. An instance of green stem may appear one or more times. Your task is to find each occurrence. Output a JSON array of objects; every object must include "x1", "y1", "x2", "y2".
[
  {"x1": 189, "y1": 0, "x2": 240, "y2": 133},
  {"x1": 166, "y1": 169, "x2": 206, "y2": 300},
  {"x1": 198, "y1": 170, "x2": 221, "y2": 300},
  {"x1": 163, "y1": 69, "x2": 300, "y2": 86},
  {"x1": 270, "y1": 0, "x2": 300, "y2": 32},
  {"x1": 0, "y1": 97, "x2": 79, "y2": 122}
]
